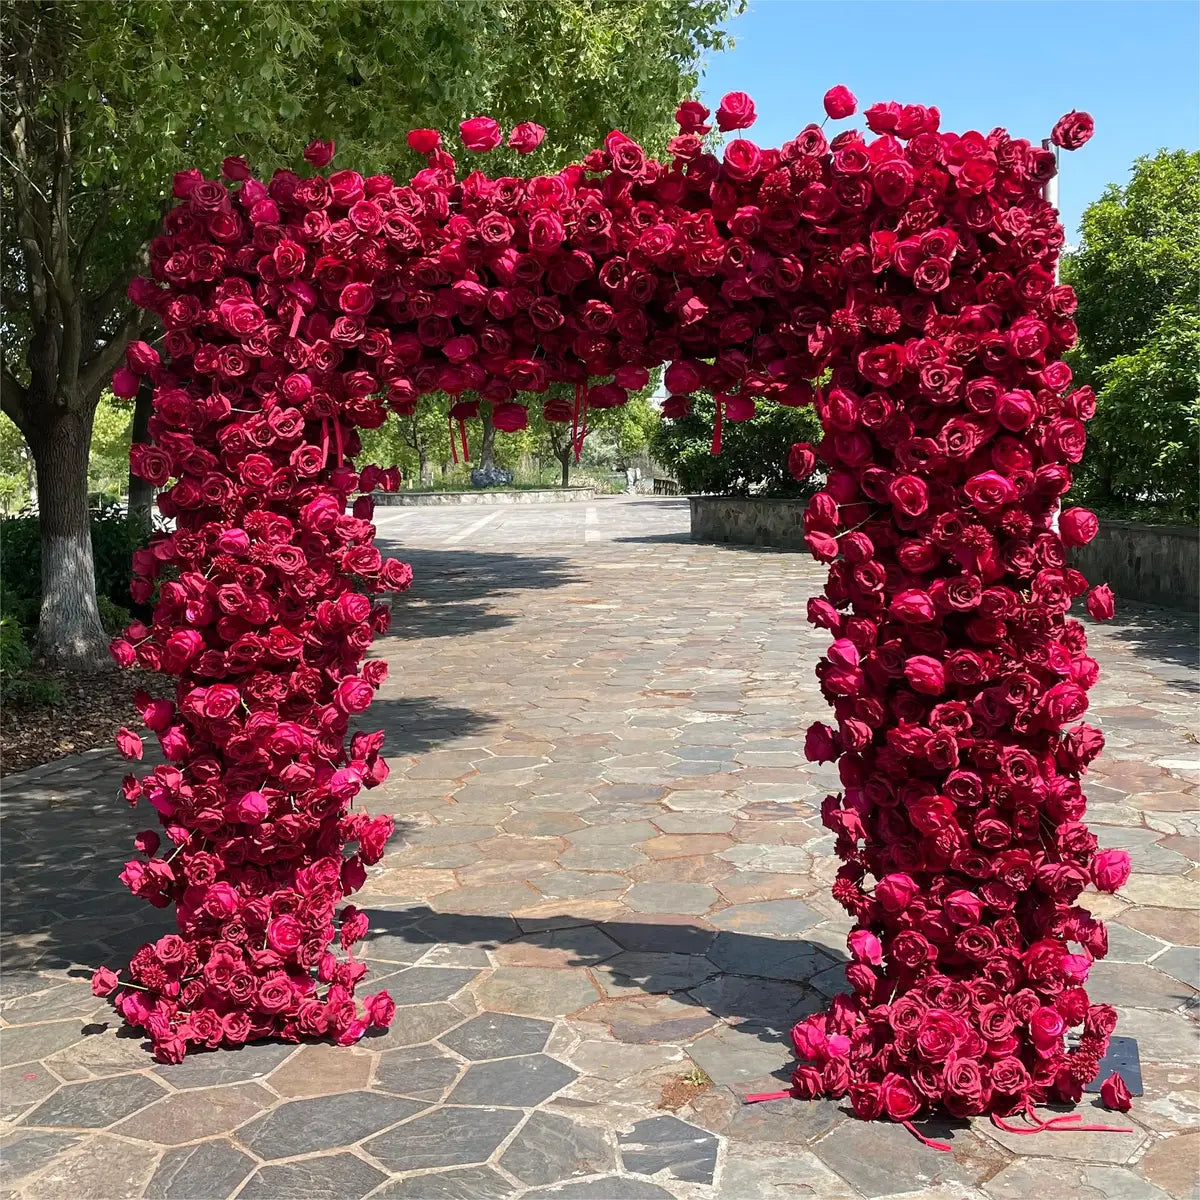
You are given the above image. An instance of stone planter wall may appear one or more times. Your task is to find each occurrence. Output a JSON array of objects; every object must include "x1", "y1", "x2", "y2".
[
  {"x1": 372, "y1": 487, "x2": 595, "y2": 507},
  {"x1": 689, "y1": 496, "x2": 809, "y2": 550},
  {"x1": 690, "y1": 497, "x2": 1199, "y2": 611},
  {"x1": 1068, "y1": 519, "x2": 1198, "y2": 612}
]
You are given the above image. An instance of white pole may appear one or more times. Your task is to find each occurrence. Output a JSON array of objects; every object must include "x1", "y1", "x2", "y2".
[{"x1": 1042, "y1": 136, "x2": 1063, "y2": 537}]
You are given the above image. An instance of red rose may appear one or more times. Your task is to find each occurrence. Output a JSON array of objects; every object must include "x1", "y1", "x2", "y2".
[
  {"x1": 303, "y1": 138, "x2": 336, "y2": 167},
  {"x1": 716, "y1": 91, "x2": 757, "y2": 132},
  {"x1": 507, "y1": 122, "x2": 546, "y2": 154},
  {"x1": 1085, "y1": 584, "x2": 1115, "y2": 620},
  {"x1": 1051, "y1": 110, "x2": 1095, "y2": 151},
  {"x1": 460, "y1": 115, "x2": 502, "y2": 152},
  {"x1": 1100, "y1": 1071, "x2": 1132, "y2": 1112},
  {"x1": 675, "y1": 100, "x2": 711, "y2": 133},
  {"x1": 407, "y1": 128, "x2": 441, "y2": 154},
  {"x1": 823, "y1": 85, "x2": 857, "y2": 119},
  {"x1": 880, "y1": 1073, "x2": 922, "y2": 1120},
  {"x1": 1059, "y1": 507, "x2": 1099, "y2": 547}
]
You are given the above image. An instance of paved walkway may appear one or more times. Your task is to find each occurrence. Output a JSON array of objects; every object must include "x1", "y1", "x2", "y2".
[{"x1": 2, "y1": 496, "x2": 1197, "y2": 1200}]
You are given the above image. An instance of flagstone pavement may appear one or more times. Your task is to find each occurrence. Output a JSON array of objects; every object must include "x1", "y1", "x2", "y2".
[{"x1": 2, "y1": 495, "x2": 1198, "y2": 1200}]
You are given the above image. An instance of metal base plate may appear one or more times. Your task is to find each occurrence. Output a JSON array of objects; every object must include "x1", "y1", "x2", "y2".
[{"x1": 1084, "y1": 1035, "x2": 1143, "y2": 1096}]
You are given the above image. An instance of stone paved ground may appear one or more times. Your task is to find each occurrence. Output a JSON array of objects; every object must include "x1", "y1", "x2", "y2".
[{"x1": 2, "y1": 496, "x2": 1198, "y2": 1200}]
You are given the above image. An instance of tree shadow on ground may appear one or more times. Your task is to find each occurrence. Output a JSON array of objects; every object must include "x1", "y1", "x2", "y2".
[
  {"x1": 0, "y1": 699, "x2": 492, "y2": 982},
  {"x1": 1086, "y1": 601, "x2": 1200, "y2": 687},
  {"x1": 372, "y1": 547, "x2": 581, "y2": 640},
  {"x1": 358, "y1": 904, "x2": 849, "y2": 1063}
]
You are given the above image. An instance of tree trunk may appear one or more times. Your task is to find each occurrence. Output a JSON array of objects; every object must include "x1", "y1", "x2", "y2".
[
  {"x1": 27, "y1": 404, "x2": 110, "y2": 669},
  {"x1": 127, "y1": 378, "x2": 154, "y2": 533},
  {"x1": 479, "y1": 408, "x2": 497, "y2": 472},
  {"x1": 559, "y1": 449, "x2": 571, "y2": 488},
  {"x1": 418, "y1": 447, "x2": 432, "y2": 487}
]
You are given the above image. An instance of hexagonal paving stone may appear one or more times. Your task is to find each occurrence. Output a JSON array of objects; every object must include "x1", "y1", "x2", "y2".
[
  {"x1": 363, "y1": 1002, "x2": 468, "y2": 1050},
  {"x1": 983, "y1": 1160, "x2": 1171, "y2": 1200},
  {"x1": 432, "y1": 882, "x2": 543, "y2": 914},
  {"x1": 601, "y1": 919, "x2": 717, "y2": 956},
  {"x1": 23, "y1": 1133, "x2": 160, "y2": 1200},
  {"x1": 363, "y1": 1105, "x2": 525, "y2": 1173},
  {"x1": 1088, "y1": 961, "x2": 1197, "y2": 1010},
  {"x1": 524, "y1": 1179, "x2": 675, "y2": 1199},
  {"x1": 537, "y1": 870, "x2": 630, "y2": 898},
  {"x1": 704, "y1": 930, "x2": 835, "y2": 982},
  {"x1": 236, "y1": 1152, "x2": 386, "y2": 1199},
  {"x1": 111, "y1": 1081, "x2": 272, "y2": 1145},
  {"x1": 372, "y1": 1165, "x2": 514, "y2": 1199},
  {"x1": 814, "y1": 1117, "x2": 1005, "y2": 1198},
  {"x1": 623, "y1": 882, "x2": 719, "y2": 914},
  {"x1": 375, "y1": 966, "x2": 481, "y2": 1005},
  {"x1": 0, "y1": 1063, "x2": 60, "y2": 1121},
  {"x1": 492, "y1": 925, "x2": 622, "y2": 968},
  {"x1": 592, "y1": 951, "x2": 718, "y2": 997},
  {"x1": 1140, "y1": 1130, "x2": 1200, "y2": 1198},
  {"x1": 143, "y1": 1139, "x2": 258, "y2": 1200},
  {"x1": 267, "y1": 1042, "x2": 374, "y2": 1098},
  {"x1": 151, "y1": 1039, "x2": 298, "y2": 1089},
  {"x1": 473, "y1": 966, "x2": 600, "y2": 1017},
  {"x1": 690, "y1": 973, "x2": 821, "y2": 1031},
  {"x1": 375, "y1": 1044, "x2": 463, "y2": 1100},
  {"x1": 439, "y1": 1012, "x2": 554, "y2": 1060},
  {"x1": 0, "y1": 1131, "x2": 83, "y2": 1189},
  {"x1": 616, "y1": 1113, "x2": 720, "y2": 1184},
  {"x1": 1155, "y1": 945, "x2": 1200, "y2": 991},
  {"x1": 20, "y1": 1073, "x2": 167, "y2": 1129},
  {"x1": 499, "y1": 1110, "x2": 615, "y2": 1185},
  {"x1": 448, "y1": 1053, "x2": 577, "y2": 1106},
  {"x1": 238, "y1": 1091, "x2": 427, "y2": 1159},
  {"x1": 1104, "y1": 922, "x2": 1171, "y2": 964},
  {"x1": 577, "y1": 993, "x2": 719, "y2": 1044},
  {"x1": 709, "y1": 898, "x2": 821, "y2": 936},
  {"x1": 0, "y1": 1019, "x2": 90, "y2": 1066}
]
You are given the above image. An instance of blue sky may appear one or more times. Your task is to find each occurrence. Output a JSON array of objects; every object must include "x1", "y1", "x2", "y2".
[{"x1": 698, "y1": 0, "x2": 1199, "y2": 241}]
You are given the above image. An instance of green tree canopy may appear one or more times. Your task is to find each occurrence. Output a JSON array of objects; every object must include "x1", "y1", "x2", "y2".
[
  {"x1": 1, "y1": 0, "x2": 740, "y2": 664},
  {"x1": 651, "y1": 396, "x2": 822, "y2": 497},
  {"x1": 1063, "y1": 150, "x2": 1200, "y2": 521}
]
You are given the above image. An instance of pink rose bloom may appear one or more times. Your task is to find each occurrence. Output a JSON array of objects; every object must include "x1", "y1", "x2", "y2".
[
  {"x1": 716, "y1": 91, "x2": 757, "y2": 131},
  {"x1": 91, "y1": 966, "x2": 119, "y2": 996},
  {"x1": 112, "y1": 367, "x2": 139, "y2": 399},
  {"x1": 236, "y1": 791, "x2": 269, "y2": 824},
  {"x1": 364, "y1": 990, "x2": 396, "y2": 1028},
  {"x1": 407, "y1": 128, "x2": 441, "y2": 154},
  {"x1": 116, "y1": 727, "x2": 143, "y2": 760},
  {"x1": 1086, "y1": 584, "x2": 1115, "y2": 620},
  {"x1": 848, "y1": 929, "x2": 882, "y2": 965},
  {"x1": 460, "y1": 116, "x2": 502, "y2": 152},
  {"x1": 1060, "y1": 507, "x2": 1100, "y2": 547},
  {"x1": 1092, "y1": 848, "x2": 1131, "y2": 892},
  {"x1": 876, "y1": 873, "x2": 918, "y2": 913},
  {"x1": 1030, "y1": 1006, "x2": 1066, "y2": 1052},
  {"x1": 1100, "y1": 1071, "x2": 1132, "y2": 1112},
  {"x1": 303, "y1": 138, "x2": 336, "y2": 167},
  {"x1": 823, "y1": 85, "x2": 857, "y2": 119},
  {"x1": 1051, "y1": 110, "x2": 1095, "y2": 151},
  {"x1": 905, "y1": 654, "x2": 946, "y2": 695},
  {"x1": 507, "y1": 122, "x2": 546, "y2": 154}
]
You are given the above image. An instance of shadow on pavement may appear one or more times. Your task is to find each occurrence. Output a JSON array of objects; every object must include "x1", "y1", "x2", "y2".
[
  {"x1": 359, "y1": 904, "x2": 852, "y2": 1068},
  {"x1": 1091, "y1": 602, "x2": 1200, "y2": 687},
  {"x1": 0, "y1": 699, "x2": 493, "y2": 984},
  {"x1": 375, "y1": 547, "x2": 581, "y2": 640}
]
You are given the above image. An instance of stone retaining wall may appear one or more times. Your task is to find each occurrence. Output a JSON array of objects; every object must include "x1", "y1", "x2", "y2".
[
  {"x1": 372, "y1": 487, "x2": 595, "y2": 507},
  {"x1": 689, "y1": 497, "x2": 1199, "y2": 610},
  {"x1": 1069, "y1": 519, "x2": 1198, "y2": 612}
]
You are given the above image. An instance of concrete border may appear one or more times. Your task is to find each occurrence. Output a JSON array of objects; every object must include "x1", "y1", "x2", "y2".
[{"x1": 372, "y1": 487, "x2": 596, "y2": 507}]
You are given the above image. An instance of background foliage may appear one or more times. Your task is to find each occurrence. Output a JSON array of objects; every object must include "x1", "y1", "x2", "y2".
[
  {"x1": 1063, "y1": 150, "x2": 1200, "y2": 523},
  {"x1": 651, "y1": 396, "x2": 823, "y2": 496}
]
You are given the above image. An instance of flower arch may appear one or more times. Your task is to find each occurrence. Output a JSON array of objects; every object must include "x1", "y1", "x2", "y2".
[{"x1": 96, "y1": 88, "x2": 1131, "y2": 1130}]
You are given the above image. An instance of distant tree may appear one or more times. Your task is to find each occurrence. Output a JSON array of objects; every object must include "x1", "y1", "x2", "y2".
[
  {"x1": 1063, "y1": 150, "x2": 1200, "y2": 521},
  {"x1": 1, "y1": 0, "x2": 740, "y2": 665},
  {"x1": 652, "y1": 396, "x2": 823, "y2": 496}
]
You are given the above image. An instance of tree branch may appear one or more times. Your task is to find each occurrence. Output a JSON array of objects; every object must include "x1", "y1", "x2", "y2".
[
  {"x1": 1, "y1": 364, "x2": 30, "y2": 434},
  {"x1": 78, "y1": 306, "x2": 155, "y2": 399}
]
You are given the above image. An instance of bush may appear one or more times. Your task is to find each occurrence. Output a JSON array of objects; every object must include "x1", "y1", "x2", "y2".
[
  {"x1": 0, "y1": 614, "x2": 62, "y2": 707},
  {"x1": 651, "y1": 396, "x2": 823, "y2": 496},
  {"x1": 0, "y1": 506, "x2": 147, "y2": 625}
]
